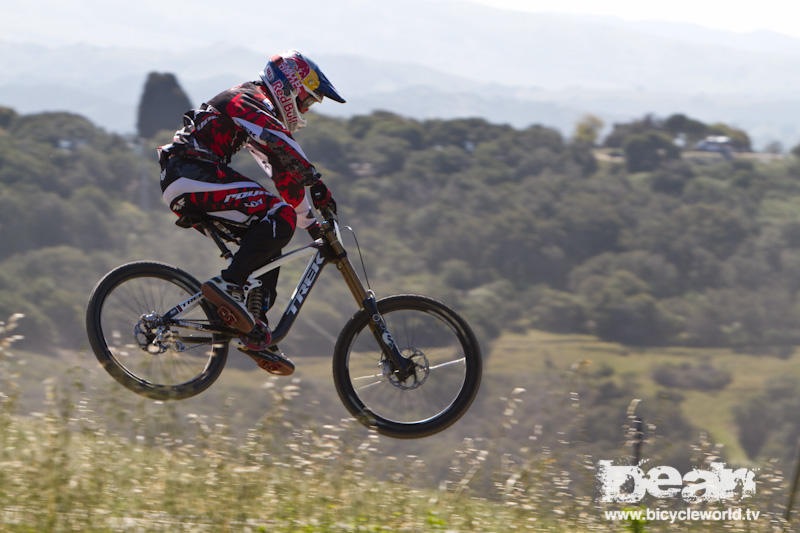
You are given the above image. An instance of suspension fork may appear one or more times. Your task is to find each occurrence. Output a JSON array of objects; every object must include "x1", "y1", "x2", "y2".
[{"x1": 323, "y1": 223, "x2": 411, "y2": 376}]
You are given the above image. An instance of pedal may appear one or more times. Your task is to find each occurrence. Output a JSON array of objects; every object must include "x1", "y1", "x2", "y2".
[
  {"x1": 252, "y1": 356, "x2": 292, "y2": 375},
  {"x1": 235, "y1": 341, "x2": 295, "y2": 376}
]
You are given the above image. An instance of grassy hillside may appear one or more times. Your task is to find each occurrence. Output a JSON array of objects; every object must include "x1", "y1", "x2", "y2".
[
  {"x1": 13, "y1": 325, "x2": 799, "y2": 465},
  {"x1": 2, "y1": 321, "x2": 798, "y2": 530},
  {"x1": 491, "y1": 330, "x2": 800, "y2": 464}
]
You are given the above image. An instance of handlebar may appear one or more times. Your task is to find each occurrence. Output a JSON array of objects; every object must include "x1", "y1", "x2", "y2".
[{"x1": 315, "y1": 207, "x2": 345, "y2": 247}]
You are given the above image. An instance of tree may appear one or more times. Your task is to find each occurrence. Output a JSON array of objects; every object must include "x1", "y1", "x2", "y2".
[
  {"x1": 569, "y1": 251, "x2": 679, "y2": 298},
  {"x1": 734, "y1": 377, "x2": 800, "y2": 461},
  {"x1": 623, "y1": 131, "x2": 680, "y2": 172},
  {"x1": 652, "y1": 361, "x2": 732, "y2": 390},
  {"x1": 0, "y1": 106, "x2": 17, "y2": 129},
  {"x1": 136, "y1": 72, "x2": 193, "y2": 139},
  {"x1": 603, "y1": 114, "x2": 659, "y2": 148},
  {"x1": 650, "y1": 160, "x2": 695, "y2": 195},
  {"x1": 707, "y1": 123, "x2": 752, "y2": 152},
  {"x1": 573, "y1": 270, "x2": 676, "y2": 345},
  {"x1": 556, "y1": 191, "x2": 624, "y2": 261},
  {"x1": 663, "y1": 113, "x2": 707, "y2": 145},
  {"x1": 572, "y1": 114, "x2": 604, "y2": 146}
]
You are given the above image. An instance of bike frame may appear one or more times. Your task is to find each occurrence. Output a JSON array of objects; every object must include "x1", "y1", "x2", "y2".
[
  {"x1": 251, "y1": 241, "x2": 327, "y2": 344},
  {"x1": 163, "y1": 217, "x2": 412, "y2": 374}
]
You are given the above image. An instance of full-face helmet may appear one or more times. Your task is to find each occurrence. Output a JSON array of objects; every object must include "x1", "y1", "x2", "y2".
[{"x1": 259, "y1": 50, "x2": 345, "y2": 132}]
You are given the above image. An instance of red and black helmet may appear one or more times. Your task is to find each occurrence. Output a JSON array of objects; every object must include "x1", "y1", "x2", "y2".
[{"x1": 259, "y1": 50, "x2": 345, "y2": 132}]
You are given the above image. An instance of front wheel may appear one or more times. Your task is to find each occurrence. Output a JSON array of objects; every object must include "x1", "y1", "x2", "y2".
[
  {"x1": 86, "y1": 261, "x2": 229, "y2": 400},
  {"x1": 333, "y1": 295, "x2": 482, "y2": 438}
]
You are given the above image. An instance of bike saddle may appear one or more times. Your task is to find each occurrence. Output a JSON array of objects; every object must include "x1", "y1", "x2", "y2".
[{"x1": 174, "y1": 213, "x2": 205, "y2": 228}]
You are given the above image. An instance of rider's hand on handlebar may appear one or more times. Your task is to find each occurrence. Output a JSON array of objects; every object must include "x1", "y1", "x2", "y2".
[
  {"x1": 306, "y1": 222, "x2": 323, "y2": 240},
  {"x1": 310, "y1": 181, "x2": 337, "y2": 216}
]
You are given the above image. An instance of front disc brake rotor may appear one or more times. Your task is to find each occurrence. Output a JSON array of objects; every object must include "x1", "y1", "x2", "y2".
[{"x1": 385, "y1": 350, "x2": 429, "y2": 390}]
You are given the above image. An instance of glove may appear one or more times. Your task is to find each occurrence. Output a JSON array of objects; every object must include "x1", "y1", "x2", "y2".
[
  {"x1": 310, "y1": 181, "x2": 337, "y2": 214},
  {"x1": 306, "y1": 222, "x2": 323, "y2": 240}
]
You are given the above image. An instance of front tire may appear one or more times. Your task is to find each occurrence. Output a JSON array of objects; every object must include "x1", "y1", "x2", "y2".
[
  {"x1": 333, "y1": 295, "x2": 481, "y2": 438},
  {"x1": 86, "y1": 261, "x2": 228, "y2": 400}
]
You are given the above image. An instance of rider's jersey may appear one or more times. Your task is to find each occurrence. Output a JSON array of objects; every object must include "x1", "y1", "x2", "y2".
[{"x1": 158, "y1": 82, "x2": 318, "y2": 228}]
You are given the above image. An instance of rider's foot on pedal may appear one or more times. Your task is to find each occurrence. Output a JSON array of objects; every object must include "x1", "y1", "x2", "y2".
[
  {"x1": 236, "y1": 342, "x2": 295, "y2": 376},
  {"x1": 201, "y1": 276, "x2": 256, "y2": 334}
]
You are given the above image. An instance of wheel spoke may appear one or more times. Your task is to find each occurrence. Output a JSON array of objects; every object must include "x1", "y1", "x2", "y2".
[
  {"x1": 429, "y1": 357, "x2": 466, "y2": 371},
  {"x1": 355, "y1": 379, "x2": 385, "y2": 391},
  {"x1": 353, "y1": 372, "x2": 384, "y2": 381}
]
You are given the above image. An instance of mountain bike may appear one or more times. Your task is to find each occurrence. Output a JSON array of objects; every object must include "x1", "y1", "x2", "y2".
[{"x1": 85, "y1": 207, "x2": 482, "y2": 438}]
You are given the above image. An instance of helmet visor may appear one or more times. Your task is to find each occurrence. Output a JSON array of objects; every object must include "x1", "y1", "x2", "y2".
[
  {"x1": 314, "y1": 70, "x2": 345, "y2": 103},
  {"x1": 302, "y1": 55, "x2": 345, "y2": 103}
]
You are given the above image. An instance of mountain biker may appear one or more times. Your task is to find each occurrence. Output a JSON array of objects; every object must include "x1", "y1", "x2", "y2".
[{"x1": 157, "y1": 50, "x2": 344, "y2": 375}]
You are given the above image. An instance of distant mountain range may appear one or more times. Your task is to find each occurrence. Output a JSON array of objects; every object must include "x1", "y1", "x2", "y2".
[{"x1": 3, "y1": 3, "x2": 800, "y2": 148}]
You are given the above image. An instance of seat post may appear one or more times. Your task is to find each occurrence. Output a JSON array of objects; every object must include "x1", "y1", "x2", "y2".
[{"x1": 201, "y1": 223, "x2": 234, "y2": 261}]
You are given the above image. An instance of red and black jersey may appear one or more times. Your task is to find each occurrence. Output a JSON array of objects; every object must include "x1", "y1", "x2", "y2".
[{"x1": 158, "y1": 82, "x2": 320, "y2": 215}]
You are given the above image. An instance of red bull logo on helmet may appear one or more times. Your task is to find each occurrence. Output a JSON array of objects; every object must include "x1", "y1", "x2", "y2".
[
  {"x1": 271, "y1": 79, "x2": 299, "y2": 130},
  {"x1": 278, "y1": 57, "x2": 320, "y2": 95},
  {"x1": 292, "y1": 57, "x2": 310, "y2": 79}
]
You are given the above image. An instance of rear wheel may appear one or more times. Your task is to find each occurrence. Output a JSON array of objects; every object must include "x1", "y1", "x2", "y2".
[
  {"x1": 86, "y1": 261, "x2": 228, "y2": 400},
  {"x1": 332, "y1": 295, "x2": 481, "y2": 438}
]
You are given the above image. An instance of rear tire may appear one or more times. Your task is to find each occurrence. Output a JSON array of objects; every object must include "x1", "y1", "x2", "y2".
[
  {"x1": 332, "y1": 295, "x2": 481, "y2": 438},
  {"x1": 86, "y1": 261, "x2": 228, "y2": 400}
]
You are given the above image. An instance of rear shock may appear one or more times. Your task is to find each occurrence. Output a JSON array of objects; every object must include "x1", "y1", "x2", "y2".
[{"x1": 246, "y1": 285, "x2": 265, "y2": 321}]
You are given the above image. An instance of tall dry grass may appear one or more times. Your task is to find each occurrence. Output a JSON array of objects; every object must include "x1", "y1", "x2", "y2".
[{"x1": 0, "y1": 314, "x2": 795, "y2": 532}]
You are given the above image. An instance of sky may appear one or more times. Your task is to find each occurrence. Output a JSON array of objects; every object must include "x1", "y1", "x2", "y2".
[
  {"x1": 462, "y1": 0, "x2": 800, "y2": 37},
  {"x1": 5, "y1": 0, "x2": 800, "y2": 147},
  {"x1": 5, "y1": 0, "x2": 800, "y2": 48}
]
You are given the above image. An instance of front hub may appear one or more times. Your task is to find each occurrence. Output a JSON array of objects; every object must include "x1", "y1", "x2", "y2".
[{"x1": 385, "y1": 350, "x2": 429, "y2": 390}]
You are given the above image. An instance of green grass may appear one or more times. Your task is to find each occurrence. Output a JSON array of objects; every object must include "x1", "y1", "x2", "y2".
[{"x1": 489, "y1": 329, "x2": 800, "y2": 464}]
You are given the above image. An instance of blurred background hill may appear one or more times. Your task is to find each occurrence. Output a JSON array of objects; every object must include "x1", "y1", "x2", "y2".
[{"x1": 5, "y1": 0, "x2": 800, "y2": 148}]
